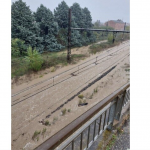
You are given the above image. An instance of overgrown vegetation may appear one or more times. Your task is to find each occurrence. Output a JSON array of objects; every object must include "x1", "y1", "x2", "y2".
[
  {"x1": 32, "y1": 130, "x2": 41, "y2": 140},
  {"x1": 45, "y1": 120, "x2": 50, "y2": 126},
  {"x1": 78, "y1": 94, "x2": 84, "y2": 99},
  {"x1": 11, "y1": 0, "x2": 130, "y2": 79},
  {"x1": 11, "y1": 38, "x2": 26, "y2": 56},
  {"x1": 94, "y1": 88, "x2": 98, "y2": 93},
  {"x1": 68, "y1": 109, "x2": 71, "y2": 112},
  {"x1": 25, "y1": 46, "x2": 43, "y2": 71},
  {"x1": 78, "y1": 99, "x2": 87, "y2": 105},
  {"x1": 105, "y1": 134, "x2": 117, "y2": 150},
  {"x1": 61, "y1": 108, "x2": 67, "y2": 115},
  {"x1": 90, "y1": 32, "x2": 130, "y2": 54},
  {"x1": 11, "y1": 0, "x2": 96, "y2": 55},
  {"x1": 11, "y1": 53, "x2": 86, "y2": 78},
  {"x1": 42, "y1": 128, "x2": 46, "y2": 135}
]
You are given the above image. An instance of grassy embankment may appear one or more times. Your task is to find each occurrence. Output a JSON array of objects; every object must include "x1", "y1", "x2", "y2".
[{"x1": 11, "y1": 33, "x2": 129, "y2": 78}]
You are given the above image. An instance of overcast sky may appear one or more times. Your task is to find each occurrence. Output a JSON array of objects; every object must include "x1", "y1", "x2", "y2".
[{"x1": 11, "y1": 0, "x2": 130, "y2": 23}]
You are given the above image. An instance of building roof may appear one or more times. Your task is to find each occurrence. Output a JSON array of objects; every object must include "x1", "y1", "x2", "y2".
[{"x1": 110, "y1": 19, "x2": 124, "y2": 24}]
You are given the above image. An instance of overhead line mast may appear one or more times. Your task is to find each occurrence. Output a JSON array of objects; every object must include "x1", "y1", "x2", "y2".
[{"x1": 67, "y1": 9, "x2": 130, "y2": 62}]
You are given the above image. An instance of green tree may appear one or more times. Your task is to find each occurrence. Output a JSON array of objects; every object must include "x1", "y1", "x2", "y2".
[
  {"x1": 25, "y1": 46, "x2": 43, "y2": 71},
  {"x1": 54, "y1": 1, "x2": 69, "y2": 46},
  {"x1": 34, "y1": 4, "x2": 63, "y2": 52},
  {"x1": 71, "y1": 3, "x2": 85, "y2": 28},
  {"x1": 11, "y1": 0, "x2": 43, "y2": 52},
  {"x1": 11, "y1": 38, "x2": 26, "y2": 56},
  {"x1": 54, "y1": 1, "x2": 69, "y2": 29},
  {"x1": 71, "y1": 3, "x2": 96, "y2": 45},
  {"x1": 108, "y1": 33, "x2": 113, "y2": 43}
]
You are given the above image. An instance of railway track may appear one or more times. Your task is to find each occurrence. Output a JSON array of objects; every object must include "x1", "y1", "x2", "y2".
[
  {"x1": 11, "y1": 42, "x2": 129, "y2": 106},
  {"x1": 11, "y1": 41, "x2": 129, "y2": 97},
  {"x1": 34, "y1": 83, "x2": 130, "y2": 150},
  {"x1": 12, "y1": 46, "x2": 129, "y2": 134},
  {"x1": 11, "y1": 42, "x2": 130, "y2": 150}
]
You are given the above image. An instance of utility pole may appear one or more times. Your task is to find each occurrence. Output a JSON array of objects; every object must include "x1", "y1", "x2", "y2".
[
  {"x1": 121, "y1": 22, "x2": 126, "y2": 42},
  {"x1": 67, "y1": 8, "x2": 71, "y2": 62}
]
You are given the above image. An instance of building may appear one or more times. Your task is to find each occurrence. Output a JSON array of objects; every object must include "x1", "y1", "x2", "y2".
[{"x1": 105, "y1": 19, "x2": 126, "y2": 30}]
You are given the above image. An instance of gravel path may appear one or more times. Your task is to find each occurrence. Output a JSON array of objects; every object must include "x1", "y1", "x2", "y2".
[{"x1": 111, "y1": 119, "x2": 130, "y2": 150}]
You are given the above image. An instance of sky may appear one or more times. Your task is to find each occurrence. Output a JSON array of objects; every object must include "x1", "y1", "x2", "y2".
[{"x1": 11, "y1": 0, "x2": 130, "y2": 23}]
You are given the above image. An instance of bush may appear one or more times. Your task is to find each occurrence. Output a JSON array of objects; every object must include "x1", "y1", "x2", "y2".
[
  {"x1": 45, "y1": 120, "x2": 50, "y2": 126},
  {"x1": 116, "y1": 127, "x2": 122, "y2": 134},
  {"x1": 61, "y1": 108, "x2": 67, "y2": 115},
  {"x1": 42, "y1": 128, "x2": 46, "y2": 135},
  {"x1": 11, "y1": 38, "x2": 26, "y2": 56},
  {"x1": 25, "y1": 46, "x2": 43, "y2": 71},
  {"x1": 32, "y1": 130, "x2": 41, "y2": 140},
  {"x1": 94, "y1": 88, "x2": 98, "y2": 93},
  {"x1": 108, "y1": 33, "x2": 113, "y2": 43},
  {"x1": 78, "y1": 94, "x2": 84, "y2": 99}
]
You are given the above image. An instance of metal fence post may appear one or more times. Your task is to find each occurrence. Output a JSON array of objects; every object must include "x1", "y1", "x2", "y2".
[
  {"x1": 72, "y1": 140, "x2": 74, "y2": 150},
  {"x1": 107, "y1": 99, "x2": 117, "y2": 130},
  {"x1": 80, "y1": 133, "x2": 83, "y2": 150},
  {"x1": 103, "y1": 111, "x2": 107, "y2": 130},
  {"x1": 114, "y1": 94, "x2": 124, "y2": 121},
  {"x1": 87, "y1": 126, "x2": 90, "y2": 148},
  {"x1": 98, "y1": 115, "x2": 102, "y2": 135},
  {"x1": 93, "y1": 120, "x2": 97, "y2": 141},
  {"x1": 113, "y1": 32, "x2": 115, "y2": 43}
]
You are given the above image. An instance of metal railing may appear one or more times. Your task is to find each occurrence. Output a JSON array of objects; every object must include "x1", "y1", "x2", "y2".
[{"x1": 35, "y1": 83, "x2": 130, "y2": 150}]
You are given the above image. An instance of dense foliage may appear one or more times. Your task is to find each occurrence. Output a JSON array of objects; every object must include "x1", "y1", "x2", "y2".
[
  {"x1": 11, "y1": 0, "x2": 97, "y2": 55},
  {"x1": 11, "y1": 0, "x2": 43, "y2": 52},
  {"x1": 25, "y1": 46, "x2": 43, "y2": 71},
  {"x1": 34, "y1": 4, "x2": 63, "y2": 52}
]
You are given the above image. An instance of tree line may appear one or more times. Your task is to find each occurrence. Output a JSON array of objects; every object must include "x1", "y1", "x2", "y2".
[{"x1": 11, "y1": 0, "x2": 97, "y2": 56}]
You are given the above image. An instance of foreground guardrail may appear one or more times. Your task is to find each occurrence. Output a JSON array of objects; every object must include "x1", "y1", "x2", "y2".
[{"x1": 35, "y1": 83, "x2": 130, "y2": 150}]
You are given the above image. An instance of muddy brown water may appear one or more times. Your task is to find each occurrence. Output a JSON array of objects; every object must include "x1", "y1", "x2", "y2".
[{"x1": 11, "y1": 41, "x2": 130, "y2": 150}]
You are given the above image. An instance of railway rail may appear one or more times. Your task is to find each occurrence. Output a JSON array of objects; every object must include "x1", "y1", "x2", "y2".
[
  {"x1": 12, "y1": 41, "x2": 129, "y2": 98},
  {"x1": 35, "y1": 83, "x2": 130, "y2": 150},
  {"x1": 12, "y1": 42, "x2": 129, "y2": 106},
  {"x1": 12, "y1": 49, "x2": 129, "y2": 134}
]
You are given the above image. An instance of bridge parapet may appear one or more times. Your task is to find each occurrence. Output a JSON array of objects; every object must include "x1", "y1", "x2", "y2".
[{"x1": 35, "y1": 83, "x2": 130, "y2": 150}]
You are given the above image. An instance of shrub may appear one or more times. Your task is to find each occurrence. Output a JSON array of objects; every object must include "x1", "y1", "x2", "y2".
[
  {"x1": 108, "y1": 33, "x2": 113, "y2": 43},
  {"x1": 68, "y1": 109, "x2": 71, "y2": 112},
  {"x1": 11, "y1": 38, "x2": 26, "y2": 56},
  {"x1": 97, "y1": 141, "x2": 103, "y2": 150},
  {"x1": 112, "y1": 134, "x2": 117, "y2": 140},
  {"x1": 45, "y1": 120, "x2": 50, "y2": 126},
  {"x1": 61, "y1": 108, "x2": 67, "y2": 115},
  {"x1": 42, "y1": 128, "x2": 46, "y2": 135},
  {"x1": 116, "y1": 127, "x2": 122, "y2": 134},
  {"x1": 94, "y1": 88, "x2": 98, "y2": 93},
  {"x1": 32, "y1": 130, "x2": 41, "y2": 140},
  {"x1": 103, "y1": 130, "x2": 111, "y2": 141},
  {"x1": 25, "y1": 46, "x2": 43, "y2": 71},
  {"x1": 78, "y1": 94, "x2": 84, "y2": 99},
  {"x1": 50, "y1": 66, "x2": 55, "y2": 72}
]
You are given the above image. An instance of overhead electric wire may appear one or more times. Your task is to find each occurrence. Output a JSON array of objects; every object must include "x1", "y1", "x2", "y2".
[
  {"x1": 12, "y1": 41, "x2": 129, "y2": 97},
  {"x1": 12, "y1": 51, "x2": 130, "y2": 133},
  {"x1": 11, "y1": 45, "x2": 129, "y2": 106}
]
